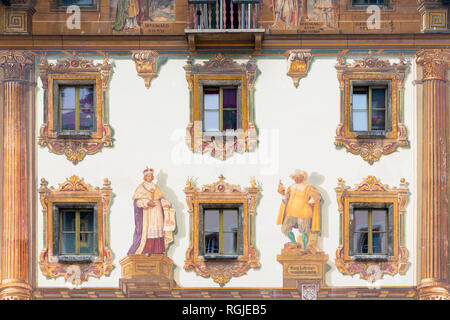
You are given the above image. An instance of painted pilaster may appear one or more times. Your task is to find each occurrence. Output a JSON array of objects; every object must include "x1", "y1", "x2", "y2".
[
  {"x1": 0, "y1": 50, "x2": 35, "y2": 300},
  {"x1": 416, "y1": 49, "x2": 450, "y2": 300}
]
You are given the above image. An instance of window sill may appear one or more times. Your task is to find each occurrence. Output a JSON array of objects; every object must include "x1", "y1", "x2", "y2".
[
  {"x1": 58, "y1": 255, "x2": 95, "y2": 264},
  {"x1": 56, "y1": 131, "x2": 93, "y2": 138},
  {"x1": 203, "y1": 254, "x2": 239, "y2": 260},
  {"x1": 351, "y1": 255, "x2": 389, "y2": 262},
  {"x1": 353, "y1": 131, "x2": 387, "y2": 139}
]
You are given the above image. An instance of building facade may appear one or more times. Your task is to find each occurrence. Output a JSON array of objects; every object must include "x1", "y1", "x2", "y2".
[{"x1": 0, "y1": 0, "x2": 449, "y2": 300}]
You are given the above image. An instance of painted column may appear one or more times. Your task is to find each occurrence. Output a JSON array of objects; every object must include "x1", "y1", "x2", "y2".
[
  {"x1": 416, "y1": 49, "x2": 450, "y2": 300},
  {"x1": 0, "y1": 51, "x2": 35, "y2": 300}
]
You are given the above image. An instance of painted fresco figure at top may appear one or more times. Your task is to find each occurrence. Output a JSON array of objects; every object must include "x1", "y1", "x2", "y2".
[
  {"x1": 277, "y1": 170, "x2": 321, "y2": 252},
  {"x1": 271, "y1": 0, "x2": 298, "y2": 29},
  {"x1": 128, "y1": 167, "x2": 176, "y2": 256},
  {"x1": 113, "y1": 0, "x2": 147, "y2": 31}
]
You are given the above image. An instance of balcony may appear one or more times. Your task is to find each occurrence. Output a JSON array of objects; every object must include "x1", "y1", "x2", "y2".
[{"x1": 185, "y1": 0, "x2": 265, "y2": 53}]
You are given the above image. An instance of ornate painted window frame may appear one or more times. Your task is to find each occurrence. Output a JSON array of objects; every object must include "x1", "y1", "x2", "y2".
[
  {"x1": 38, "y1": 175, "x2": 113, "y2": 285},
  {"x1": 183, "y1": 54, "x2": 258, "y2": 160},
  {"x1": 38, "y1": 54, "x2": 113, "y2": 165},
  {"x1": 184, "y1": 175, "x2": 260, "y2": 286},
  {"x1": 335, "y1": 176, "x2": 409, "y2": 282},
  {"x1": 334, "y1": 53, "x2": 409, "y2": 164}
]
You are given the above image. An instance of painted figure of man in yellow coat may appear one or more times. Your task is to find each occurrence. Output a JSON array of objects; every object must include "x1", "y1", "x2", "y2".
[{"x1": 277, "y1": 170, "x2": 321, "y2": 251}]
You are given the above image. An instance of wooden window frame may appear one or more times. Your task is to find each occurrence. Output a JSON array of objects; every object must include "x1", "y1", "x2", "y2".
[
  {"x1": 39, "y1": 175, "x2": 113, "y2": 285},
  {"x1": 184, "y1": 54, "x2": 258, "y2": 160},
  {"x1": 202, "y1": 86, "x2": 239, "y2": 132},
  {"x1": 184, "y1": 175, "x2": 260, "y2": 286},
  {"x1": 335, "y1": 176, "x2": 409, "y2": 282},
  {"x1": 57, "y1": 83, "x2": 97, "y2": 135},
  {"x1": 334, "y1": 53, "x2": 409, "y2": 164},
  {"x1": 38, "y1": 54, "x2": 113, "y2": 165},
  {"x1": 350, "y1": 82, "x2": 391, "y2": 136},
  {"x1": 199, "y1": 204, "x2": 243, "y2": 259}
]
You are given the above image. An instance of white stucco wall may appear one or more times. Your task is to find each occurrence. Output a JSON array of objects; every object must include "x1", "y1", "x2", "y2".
[{"x1": 36, "y1": 55, "x2": 416, "y2": 288}]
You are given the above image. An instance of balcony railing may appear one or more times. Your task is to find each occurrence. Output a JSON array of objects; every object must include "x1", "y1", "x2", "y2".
[{"x1": 187, "y1": 0, "x2": 262, "y2": 30}]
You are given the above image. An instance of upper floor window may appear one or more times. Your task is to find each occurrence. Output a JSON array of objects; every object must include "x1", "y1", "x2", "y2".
[
  {"x1": 335, "y1": 176, "x2": 409, "y2": 282},
  {"x1": 350, "y1": 83, "x2": 390, "y2": 134},
  {"x1": 352, "y1": 0, "x2": 388, "y2": 5},
  {"x1": 57, "y1": 0, "x2": 94, "y2": 5},
  {"x1": 203, "y1": 87, "x2": 238, "y2": 132},
  {"x1": 334, "y1": 54, "x2": 409, "y2": 164},
  {"x1": 38, "y1": 55, "x2": 113, "y2": 165},
  {"x1": 59, "y1": 85, "x2": 95, "y2": 133},
  {"x1": 183, "y1": 54, "x2": 258, "y2": 160}
]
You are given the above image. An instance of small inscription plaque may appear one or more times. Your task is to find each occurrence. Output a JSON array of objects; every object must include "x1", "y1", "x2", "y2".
[
  {"x1": 136, "y1": 263, "x2": 157, "y2": 274},
  {"x1": 287, "y1": 264, "x2": 319, "y2": 278}
]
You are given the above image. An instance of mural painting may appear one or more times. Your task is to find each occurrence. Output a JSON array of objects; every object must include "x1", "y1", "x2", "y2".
[
  {"x1": 270, "y1": 0, "x2": 339, "y2": 32},
  {"x1": 128, "y1": 167, "x2": 176, "y2": 255},
  {"x1": 112, "y1": 0, "x2": 176, "y2": 33}
]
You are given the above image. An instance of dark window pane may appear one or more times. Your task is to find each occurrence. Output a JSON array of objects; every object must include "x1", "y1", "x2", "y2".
[
  {"x1": 222, "y1": 88, "x2": 237, "y2": 109},
  {"x1": 79, "y1": 211, "x2": 94, "y2": 232},
  {"x1": 371, "y1": 88, "x2": 386, "y2": 109},
  {"x1": 204, "y1": 89, "x2": 219, "y2": 110},
  {"x1": 79, "y1": 87, "x2": 94, "y2": 108},
  {"x1": 204, "y1": 110, "x2": 219, "y2": 131},
  {"x1": 352, "y1": 110, "x2": 368, "y2": 131},
  {"x1": 79, "y1": 109, "x2": 94, "y2": 130},
  {"x1": 371, "y1": 109, "x2": 386, "y2": 130},
  {"x1": 61, "y1": 87, "x2": 76, "y2": 109},
  {"x1": 354, "y1": 232, "x2": 369, "y2": 254},
  {"x1": 62, "y1": 211, "x2": 76, "y2": 231},
  {"x1": 59, "y1": 0, "x2": 94, "y2": 5},
  {"x1": 354, "y1": 209, "x2": 369, "y2": 232},
  {"x1": 372, "y1": 209, "x2": 387, "y2": 232},
  {"x1": 61, "y1": 233, "x2": 76, "y2": 254},
  {"x1": 222, "y1": 110, "x2": 237, "y2": 130},
  {"x1": 204, "y1": 209, "x2": 219, "y2": 232},
  {"x1": 372, "y1": 233, "x2": 387, "y2": 254},
  {"x1": 79, "y1": 233, "x2": 94, "y2": 254},
  {"x1": 222, "y1": 209, "x2": 238, "y2": 232},
  {"x1": 61, "y1": 110, "x2": 76, "y2": 130},
  {"x1": 205, "y1": 232, "x2": 219, "y2": 254},
  {"x1": 222, "y1": 232, "x2": 238, "y2": 254}
]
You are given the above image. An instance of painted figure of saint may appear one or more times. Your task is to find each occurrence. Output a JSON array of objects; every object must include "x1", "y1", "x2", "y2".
[
  {"x1": 276, "y1": 170, "x2": 321, "y2": 252},
  {"x1": 128, "y1": 167, "x2": 175, "y2": 255},
  {"x1": 271, "y1": 0, "x2": 298, "y2": 29},
  {"x1": 113, "y1": 0, "x2": 147, "y2": 31}
]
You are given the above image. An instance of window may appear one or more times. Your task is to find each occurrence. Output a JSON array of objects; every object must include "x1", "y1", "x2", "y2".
[
  {"x1": 57, "y1": 205, "x2": 97, "y2": 259},
  {"x1": 59, "y1": 85, "x2": 95, "y2": 133},
  {"x1": 203, "y1": 87, "x2": 238, "y2": 132},
  {"x1": 200, "y1": 204, "x2": 243, "y2": 258},
  {"x1": 38, "y1": 55, "x2": 113, "y2": 164},
  {"x1": 184, "y1": 175, "x2": 260, "y2": 286},
  {"x1": 352, "y1": 0, "x2": 388, "y2": 5},
  {"x1": 350, "y1": 83, "x2": 390, "y2": 134},
  {"x1": 335, "y1": 176, "x2": 408, "y2": 282},
  {"x1": 57, "y1": 0, "x2": 94, "y2": 5},
  {"x1": 39, "y1": 175, "x2": 113, "y2": 284},
  {"x1": 334, "y1": 54, "x2": 409, "y2": 164},
  {"x1": 184, "y1": 54, "x2": 258, "y2": 160},
  {"x1": 349, "y1": 204, "x2": 393, "y2": 259}
]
